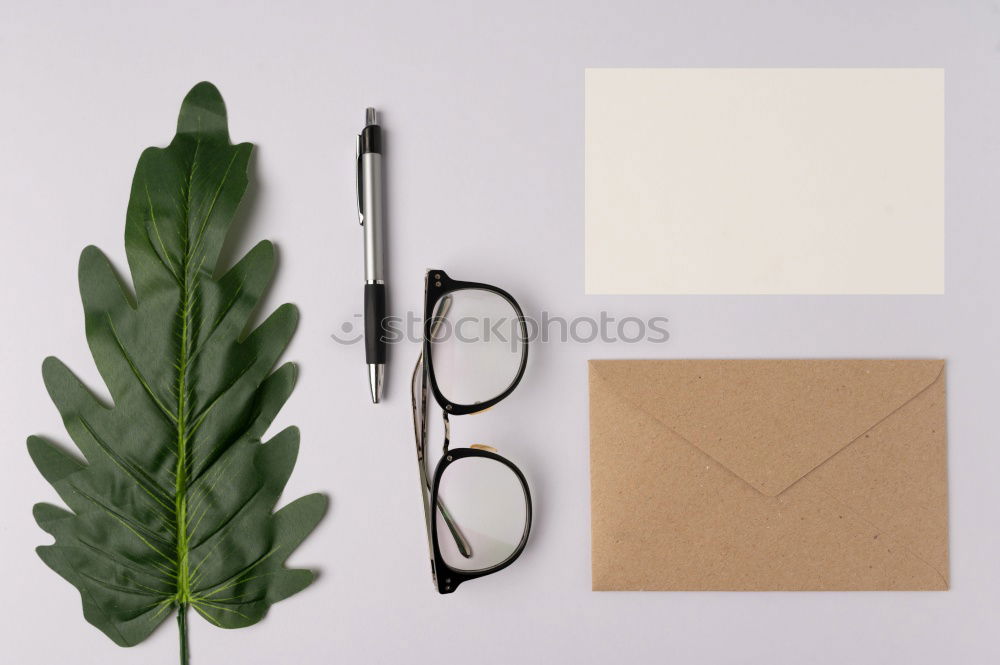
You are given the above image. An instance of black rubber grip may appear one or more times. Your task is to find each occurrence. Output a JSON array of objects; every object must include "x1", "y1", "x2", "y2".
[{"x1": 364, "y1": 283, "x2": 387, "y2": 364}]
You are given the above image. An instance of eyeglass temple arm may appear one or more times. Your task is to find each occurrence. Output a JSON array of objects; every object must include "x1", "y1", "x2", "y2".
[
  {"x1": 434, "y1": 410, "x2": 473, "y2": 557},
  {"x1": 413, "y1": 300, "x2": 473, "y2": 558},
  {"x1": 417, "y1": 410, "x2": 472, "y2": 558},
  {"x1": 434, "y1": 484, "x2": 472, "y2": 558},
  {"x1": 413, "y1": 427, "x2": 472, "y2": 559}
]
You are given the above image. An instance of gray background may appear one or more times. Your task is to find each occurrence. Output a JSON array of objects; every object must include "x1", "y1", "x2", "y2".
[{"x1": 1, "y1": 1, "x2": 997, "y2": 663}]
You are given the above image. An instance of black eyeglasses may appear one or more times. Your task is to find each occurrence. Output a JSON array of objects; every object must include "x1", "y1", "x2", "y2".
[{"x1": 410, "y1": 269, "x2": 532, "y2": 593}]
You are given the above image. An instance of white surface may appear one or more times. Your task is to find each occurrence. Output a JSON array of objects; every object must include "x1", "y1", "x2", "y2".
[
  {"x1": 1, "y1": 1, "x2": 998, "y2": 663},
  {"x1": 586, "y1": 68, "x2": 945, "y2": 294}
]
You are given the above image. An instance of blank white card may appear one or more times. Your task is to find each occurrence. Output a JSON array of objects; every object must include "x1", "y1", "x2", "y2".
[{"x1": 585, "y1": 69, "x2": 944, "y2": 294}]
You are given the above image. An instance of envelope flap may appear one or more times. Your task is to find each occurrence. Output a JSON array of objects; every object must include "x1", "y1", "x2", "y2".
[{"x1": 589, "y1": 359, "x2": 945, "y2": 496}]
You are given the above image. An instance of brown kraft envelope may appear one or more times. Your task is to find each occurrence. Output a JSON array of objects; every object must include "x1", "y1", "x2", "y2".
[{"x1": 589, "y1": 359, "x2": 949, "y2": 591}]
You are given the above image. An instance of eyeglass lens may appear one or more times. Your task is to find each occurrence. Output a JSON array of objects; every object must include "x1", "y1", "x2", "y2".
[
  {"x1": 428, "y1": 288, "x2": 525, "y2": 406},
  {"x1": 436, "y1": 456, "x2": 528, "y2": 571}
]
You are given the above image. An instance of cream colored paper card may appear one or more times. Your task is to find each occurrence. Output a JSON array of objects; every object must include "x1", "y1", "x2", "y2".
[{"x1": 585, "y1": 68, "x2": 944, "y2": 294}]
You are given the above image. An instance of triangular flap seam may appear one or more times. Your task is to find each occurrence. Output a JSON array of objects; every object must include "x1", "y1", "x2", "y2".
[
  {"x1": 590, "y1": 360, "x2": 945, "y2": 497},
  {"x1": 589, "y1": 369, "x2": 763, "y2": 493},
  {"x1": 801, "y1": 475, "x2": 949, "y2": 588}
]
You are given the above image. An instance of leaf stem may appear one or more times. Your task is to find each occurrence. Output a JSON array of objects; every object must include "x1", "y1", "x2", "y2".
[{"x1": 177, "y1": 602, "x2": 189, "y2": 665}]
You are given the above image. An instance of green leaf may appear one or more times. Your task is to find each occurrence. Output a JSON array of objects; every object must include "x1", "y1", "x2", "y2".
[{"x1": 28, "y1": 82, "x2": 327, "y2": 659}]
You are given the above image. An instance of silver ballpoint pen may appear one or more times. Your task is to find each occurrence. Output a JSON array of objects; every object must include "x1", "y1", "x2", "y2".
[{"x1": 357, "y1": 107, "x2": 386, "y2": 403}]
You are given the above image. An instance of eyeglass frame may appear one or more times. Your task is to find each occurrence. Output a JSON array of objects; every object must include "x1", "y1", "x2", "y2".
[{"x1": 411, "y1": 268, "x2": 533, "y2": 594}]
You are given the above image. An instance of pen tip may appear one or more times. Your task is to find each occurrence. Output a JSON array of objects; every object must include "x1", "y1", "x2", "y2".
[
  {"x1": 366, "y1": 107, "x2": 377, "y2": 125},
  {"x1": 369, "y1": 364, "x2": 384, "y2": 404}
]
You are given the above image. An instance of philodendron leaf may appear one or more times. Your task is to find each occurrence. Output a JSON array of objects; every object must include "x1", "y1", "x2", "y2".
[{"x1": 28, "y1": 82, "x2": 327, "y2": 661}]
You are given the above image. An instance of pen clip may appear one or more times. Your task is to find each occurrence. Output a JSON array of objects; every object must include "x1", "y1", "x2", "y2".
[{"x1": 356, "y1": 135, "x2": 364, "y2": 225}]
